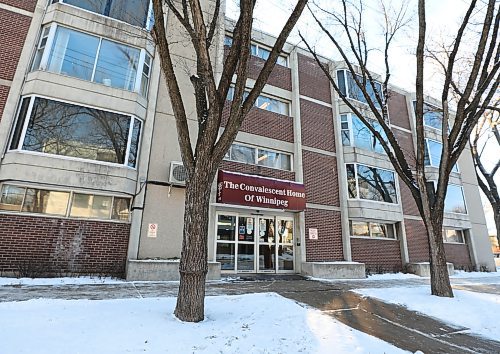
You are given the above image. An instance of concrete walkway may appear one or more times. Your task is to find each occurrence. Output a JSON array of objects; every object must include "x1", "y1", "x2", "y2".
[{"x1": 1, "y1": 275, "x2": 500, "y2": 353}]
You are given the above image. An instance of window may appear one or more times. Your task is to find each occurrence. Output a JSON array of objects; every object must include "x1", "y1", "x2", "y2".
[
  {"x1": 413, "y1": 101, "x2": 443, "y2": 130},
  {"x1": 444, "y1": 184, "x2": 467, "y2": 214},
  {"x1": 0, "y1": 184, "x2": 131, "y2": 221},
  {"x1": 443, "y1": 228, "x2": 465, "y2": 243},
  {"x1": 10, "y1": 96, "x2": 142, "y2": 168},
  {"x1": 0, "y1": 185, "x2": 70, "y2": 216},
  {"x1": 224, "y1": 36, "x2": 288, "y2": 67},
  {"x1": 224, "y1": 143, "x2": 292, "y2": 171},
  {"x1": 227, "y1": 87, "x2": 290, "y2": 116},
  {"x1": 337, "y1": 70, "x2": 383, "y2": 108},
  {"x1": 424, "y1": 139, "x2": 459, "y2": 173},
  {"x1": 340, "y1": 114, "x2": 387, "y2": 154},
  {"x1": 53, "y1": 0, "x2": 153, "y2": 28},
  {"x1": 347, "y1": 163, "x2": 398, "y2": 203},
  {"x1": 350, "y1": 220, "x2": 396, "y2": 239},
  {"x1": 33, "y1": 25, "x2": 152, "y2": 96}
]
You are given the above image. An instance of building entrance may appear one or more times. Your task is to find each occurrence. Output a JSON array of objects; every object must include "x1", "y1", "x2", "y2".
[{"x1": 215, "y1": 213, "x2": 295, "y2": 273}]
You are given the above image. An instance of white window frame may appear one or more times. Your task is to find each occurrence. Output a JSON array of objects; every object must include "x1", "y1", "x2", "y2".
[
  {"x1": 224, "y1": 35, "x2": 288, "y2": 67},
  {"x1": 337, "y1": 69, "x2": 384, "y2": 108},
  {"x1": 346, "y1": 163, "x2": 399, "y2": 205},
  {"x1": 349, "y1": 220, "x2": 398, "y2": 240},
  {"x1": 425, "y1": 138, "x2": 460, "y2": 173},
  {"x1": 340, "y1": 113, "x2": 388, "y2": 154},
  {"x1": 227, "y1": 86, "x2": 291, "y2": 116},
  {"x1": 224, "y1": 142, "x2": 293, "y2": 172},
  {"x1": 0, "y1": 183, "x2": 132, "y2": 222},
  {"x1": 53, "y1": 0, "x2": 153, "y2": 29},
  {"x1": 10, "y1": 95, "x2": 143, "y2": 169},
  {"x1": 33, "y1": 23, "x2": 152, "y2": 96}
]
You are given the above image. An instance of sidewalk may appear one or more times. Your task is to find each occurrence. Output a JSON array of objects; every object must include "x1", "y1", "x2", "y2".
[{"x1": 1, "y1": 275, "x2": 500, "y2": 353}]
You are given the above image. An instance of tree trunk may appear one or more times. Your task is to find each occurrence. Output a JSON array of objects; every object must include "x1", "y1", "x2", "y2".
[
  {"x1": 495, "y1": 208, "x2": 500, "y2": 251},
  {"x1": 174, "y1": 169, "x2": 213, "y2": 322},
  {"x1": 427, "y1": 218, "x2": 454, "y2": 297}
]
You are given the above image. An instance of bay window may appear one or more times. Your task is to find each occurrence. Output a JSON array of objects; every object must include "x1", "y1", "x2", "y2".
[
  {"x1": 347, "y1": 163, "x2": 398, "y2": 203},
  {"x1": 10, "y1": 96, "x2": 142, "y2": 168},
  {"x1": 224, "y1": 143, "x2": 292, "y2": 171},
  {"x1": 337, "y1": 70, "x2": 383, "y2": 108},
  {"x1": 350, "y1": 220, "x2": 397, "y2": 239},
  {"x1": 33, "y1": 25, "x2": 152, "y2": 96},
  {"x1": 0, "y1": 184, "x2": 131, "y2": 221},
  {"x1": 52, "y1": 0, "x2": 153, "y2": 28},
  {"x1": 340, "y1": 113, "x2": 387, "y2": 153}
]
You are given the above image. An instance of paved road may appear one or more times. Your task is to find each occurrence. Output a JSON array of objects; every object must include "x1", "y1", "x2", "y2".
[{"x1": 1, "y1": 276, "x2": 499, "y2": 353}]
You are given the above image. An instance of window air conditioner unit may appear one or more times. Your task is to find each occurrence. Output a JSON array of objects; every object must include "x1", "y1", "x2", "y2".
[{"x1": 169, "y1": 161, "x2": 187, "y2": 186}]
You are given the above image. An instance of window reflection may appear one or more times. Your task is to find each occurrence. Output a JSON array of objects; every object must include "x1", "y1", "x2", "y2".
[
  {"x1": 347, "y1": 164, "x2": 397, "y2": 204},
  {"x1": 14, "y1": 97, "x2": 141, "y2": 167}
]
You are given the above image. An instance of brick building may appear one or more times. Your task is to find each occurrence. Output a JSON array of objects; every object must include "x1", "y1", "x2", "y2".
[{"x1": 0, "y1": 0, "x2": 495, "y2": 279}]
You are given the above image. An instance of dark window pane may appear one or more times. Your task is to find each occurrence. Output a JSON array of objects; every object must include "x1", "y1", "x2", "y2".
[
  {"x1": 216, "y1": 243, "x2": 235, "y2": 270},
  {"x1": 346, "y1": 164, "x2": 357, "y2": 198},
  {"x1": 63, "y1": 0, "x2": 107, "y2": 14},
  {"x1": 128, "y1": 119, "x2": 142, "y2": 167},
  {"x1": 10, "y1": 98, "x2": 31, "y2": 150},
  {"x1": 237, "y1": 244, "x2": 254, "y2": 271},
  {"x1": 337, "y1": 70, "x2": 346, "y2": 96},
  {"x1": 22, "y1": 97, "x2": 131, "y2": 164},
  {"x1": 345, "y1": 71, "x2": 383, "y2": 108},
  {"x1": 357, "y1": 165, "x2": 397, "y2": 203},
  {"x1": 278, "y1": 245, "x2": 293, "y2": 270},
  {"x1": 94, "y1": 40, "x2": 140, "y2": 91},
  {"x1": 47, "y1": 27, "x2": 99, "y2": 81},
  {"x1": 109, "y1": 0, "x2": 150, "y2": 27},
  {"x1": 217, "y1": 215, "x2": 235, "y2": 241}
]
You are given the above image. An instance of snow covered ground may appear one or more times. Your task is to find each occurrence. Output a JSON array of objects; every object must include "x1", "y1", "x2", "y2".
[
  {"x1": 0, "y1": 276, "x2": 127, "y2": 286},
  {"x1": 355, "y1": 287, "x2": 500, "y2": 341},
  {"x1": 0, "y1": 293, "x2": 407, "y2": 354}
]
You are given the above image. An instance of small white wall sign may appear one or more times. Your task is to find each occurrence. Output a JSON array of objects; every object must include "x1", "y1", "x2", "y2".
[
  {"x1": 147, "y1": 223, "x2": 158, "y2": 238},
  {"x1": 309, "y1": 228, "x2": 318, "y2": 240}
]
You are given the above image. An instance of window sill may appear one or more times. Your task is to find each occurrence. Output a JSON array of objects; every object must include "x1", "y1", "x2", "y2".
[
  {"x1": 0, "y1": 210, "x2": 131, "y2": 224},
  {"x1": 350, "y1": 236, "x2": 398, "y2": 241}
]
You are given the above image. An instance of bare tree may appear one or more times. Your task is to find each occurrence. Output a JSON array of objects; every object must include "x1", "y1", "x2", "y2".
[
  {"x1": 300, "y1": 0, "x2": 500, "y2": 297},
  {"x1": 151, "y1": 0, "x2": 308, "y2": 322},
  {"x1": 471, "y1": 98, "x2": 500, "y2": 246}
]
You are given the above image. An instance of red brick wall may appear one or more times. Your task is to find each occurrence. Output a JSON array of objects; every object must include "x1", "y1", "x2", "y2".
[
  {"x1": 400, "y1": 178, "x2": 421, "y2": 216},
  {"x1": 405, "y1": 218, "x2": 472, "y2": 268},
  {"x1": 222, "y1": 102, "x2": 294, "y2": 143},
  {"x1": 0, "y1": 8, "x2": 32, "y2": 81},
  {"x1": 223, "y1": 47, "x2": 292, "y2": 91},
  {"x1": 351, "y1": 238, "x2": 403, "y2": 272},
  {"x1": 0, "y1": 214, "x2": 130, "y2": 277},
  {"x1": 0, "y1": 0, "x2": 37, "y2": 12},
  {"x1": 444, "y1": 243, "x2": 473, "y2": 269},
  {"x1": 298, "y1": 54, "x2": 331, "y2": 103},
  {"x1": 388, "y1": 90, "x2": 411, "y2": 130},
  {"x1": 0, "y1": 85, "x2": 10, "y2": 119},
  {"x1": 393, "y1": 129, "x2": 416, "y2": 168},
  {"x1": 219, "y1": 160, "x2": 295, "y2": 181},
  {"x1": 300, "y1": 99, "x2": 335, "y2": 152},
  {"x1": 405, "y1": 218, "x2": 429, "y2": 262},
  {"x1": 302, "y1": 150, "x2": 339, "y2": 206},
  {"x1": 305, "y1": 208, "x2": 343, "y2": 261},
  {"x1": 247, "y1": 56, "x2": 292, "y2": 91}
]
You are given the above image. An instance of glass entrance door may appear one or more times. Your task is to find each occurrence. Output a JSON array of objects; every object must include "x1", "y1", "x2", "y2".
[
  {"x1": 257, "y1": 217, "x2": 276, "y2": 272},
  {"x1": 216, "y1": 213, "x2": 295, "y2": 274}
]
